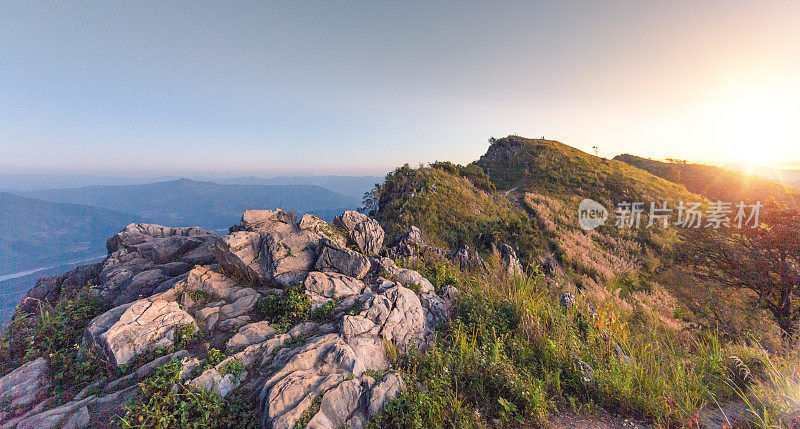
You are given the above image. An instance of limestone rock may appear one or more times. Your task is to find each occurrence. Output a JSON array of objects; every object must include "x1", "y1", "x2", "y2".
[
  {"x1": 84, "y1": 298, "x2": 195, "y2": 367},
  {"x1": 226, "y1": 321, "x2": 277, "y2": 353},
  {"x1": 333, "y1": 211, "x2": 384, "y2": 256},
  {"x1": 367, "y1": 373, "x2": 403, "y2": 417},
  {"x1": 21, "y1": 264, "x2": 102, "y2": 314},
  {"x1": 298, "y1": 214, "x2": 347, "y2": 248},
  {"x1": 304, "y1": 272, "x2": 366, "y2": 309},
  {"x1": 306, "y1": 377, "x2": 365, "y2": 429},
  {"x1": 500, "y1": 244, "x2": 524, "y2": 276},
  {"x1": 259, "y1": 333, "x2": 366, "y2": 429},
  {"x1": 0, "y1": 358, "x2": 50, "y2": 424},
  {"x1": 96, "y1": 223, "x2": 217, "y2": 307},
  {"x1": 213, "y1": 210, "x2": 318, "y2": 286},
  {"x1": 315, "y1": 240, "x2": 370, "y2": 279}
]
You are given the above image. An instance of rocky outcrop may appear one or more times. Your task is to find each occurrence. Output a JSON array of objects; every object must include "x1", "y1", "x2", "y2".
[
  {"x1": 315, "y1": 239, "x2": 371, "y2": 279},
  {"x1": 19, "y1": 263, "x2": 102, "y2": 314},
  {"x1": 304, "y1": 271, "x2": 367, "y2": 309},
  {"x1": 500, "y1": 244, "x2": 524, "y2": 276},
  {"x1": 96, "y1": 223, "x2": 217, "y2": 307},
  {"x1": 0, "y1": 358, "x2": 51, "y2": 425},
  {"x1": 225, "y1": 321, "x2": 277, "y2": 353},
  {"x1": 6, "y1": 208, "x2": 452, "y2": 428},
  {"x1": 84, "y1": 297, "x2": 195, "y2": 367},
  {"x1": 213, "y1": 209, "x2": 344, "y2": 287},
  {"x1": 176, "y1": 265, "x2": 261, "y2": 331},
  {"x1": 333, "y1": 211, "x2": 385, "y2": 256}
]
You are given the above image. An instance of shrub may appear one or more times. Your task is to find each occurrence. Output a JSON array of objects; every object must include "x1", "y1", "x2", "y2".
[
  {"x1": 257, "y1": 285, "x2": 312, "y2": 332},
  {"x1": 119, "y1": 358, "x2": 257, "y2": 429}
]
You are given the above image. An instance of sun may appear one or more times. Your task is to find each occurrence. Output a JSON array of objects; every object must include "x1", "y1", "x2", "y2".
[{"x1": 716, "y1": 84, "x2": 800, "y2": 167}]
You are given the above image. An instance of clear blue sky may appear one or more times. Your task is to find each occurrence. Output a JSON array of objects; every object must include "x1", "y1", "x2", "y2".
[{"x1": 2, "y1": 1, "x2": 798, "y2": 176}]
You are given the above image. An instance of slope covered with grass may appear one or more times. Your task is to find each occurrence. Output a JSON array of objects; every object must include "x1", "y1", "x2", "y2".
[
  {"x1": 615, "y1": 154, "x2": 800, "y2": 205},
  {"x1": 367, "y1": 135, "x2": 799, "y2": 427}
]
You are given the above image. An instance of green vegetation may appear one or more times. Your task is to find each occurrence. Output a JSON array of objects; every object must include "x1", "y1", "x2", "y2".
[
  {"x1": 372, "y1": 163, "x2": 543, "y2": 264},
  {"x1": 0, "y1": 286, "x2": 105, "y2": 396},
  {"x1": 257, "y1": 285, "x2": 312, "y2": 332},
  {"x1": 257, "y1": 284, "x2": 337, "y2": 332},
  {"x1": 615, "y1": 153, "x2": 800, "y2": 206},
  {"x1": 119, "y1": 358, "x2": 257, "y2": 429},
  {"x1": 370, "y1": 258, "x2": 800, "y2": 428},
  {"x1": 367, "y1": 136, "x2": 800, "y2": 427}
]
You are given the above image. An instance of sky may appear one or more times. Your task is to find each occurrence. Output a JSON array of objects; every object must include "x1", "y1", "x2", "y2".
[{"x1": 1, "y1": 1, "x2": 799, "y2": 177}]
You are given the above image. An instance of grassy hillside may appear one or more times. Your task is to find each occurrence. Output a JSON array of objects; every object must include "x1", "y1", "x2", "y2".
[
  {"x1": 371, "y1": 163, "x2": 542, "y2": 262},
  {"x1": 367, "y1": 135, "x2": 799, "y2": 427},
  {"x1": 615, "y1": 154, "x2": 800, "y2": 205}
]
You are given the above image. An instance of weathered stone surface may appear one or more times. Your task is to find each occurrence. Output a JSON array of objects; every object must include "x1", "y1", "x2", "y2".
[
  {"x1": 226, "y1": 321, "x2": 277, "y2": 353},
  {"x1": 315, "y1": 240, "x2": 370, "y2": 279},
  {"x1": 306, "y1": 377, "x2": 365, "y2": 429},
  {"x1": 84, "y1": 298, "x2": 195, "y2": 367},
  {"x1": 333, "y1": 211, "x2": 384, "y2": 256},
  {"x1": 304, "y1": 271, "x2": 366, "y2": 309},
  {"x1": 367, "y1": 373, "x2": 403, "y2": 417},
  {"x1": 560, "y1": 292, "x2": 575, "y2": 309},
  {"x1": 95, "y1": 223, "x2": 217, "y2": 307},
  {"x1": 191, "y1": 368, "x2": 243, "y2": 398},
  {"x1": 21, "y1": 263, "x2": 102, "y2": 314},
  {"x1": 0, "y1": 358, "x2": 50, "y2": 424},
  {"x1": 4, "y1": 209, "x2": 453, "y2": 428},
  {"x1": 213, "y1": 210, "x2": 318, "y2": 286},
  {"x1": 15, "y1": 386, "x2": 137, "y2": 429},
  {"x1": 341, "y1": 285, "x2": 428, "y2": 372},
  {"x1": 259, "y1": 333, "x2": 368, "y2": 428},
  {"x1": 234, "y1": 209, "x2": 297, "y2": 232},
  {"x1": 211, "y1": 231, "x2": 264, "y2": 284},
  {"x1": 500, "y1": 244, "x2": 524, "y2": 276},
  {"x1": 298, "y1": 214, "x2": 347, "y2": 248}
]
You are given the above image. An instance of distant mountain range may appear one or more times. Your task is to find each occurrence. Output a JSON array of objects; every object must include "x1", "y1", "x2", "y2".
[
  {"x1": 214, "y1": 176, "x2": 382, "y2": 199},
  {"x1": 0, "y1": 192, "x2": 139, "y2": 275},
  {"x1": 0, "y1": 178, "x2": 365, "y2": 319},
  {"x1": 21, "y1": 179, "x2": 359, "y2": 231},
  {"x1": 1, "y1": 174, "x2": 383, "y2": 199}
]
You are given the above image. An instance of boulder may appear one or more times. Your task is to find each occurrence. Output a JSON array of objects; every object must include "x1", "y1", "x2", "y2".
[
  {"x1": 304, "y1": 272, "x2": 366, "y2": 309},
  {"x1": 226, "y1": 321, "x2": 277, "y2": 353},
  {"x1": 332, "y1": 211, "x2": 384, "y2": 256},
  {"x1": 234, "y1": 209, "x2": 297, "y2": 232},
  {"x1": 96, "y1": 224, "x2": 217, "y2": 307},
  {"x1": 213, "y1": 210, "x2": 318, "y2": 286},
  {"x1": 259, "y1": 334, "x2": 367, "y2": 428},
  {"x1": 298, "y1": 214, "x2": 347, "y2": 248},
  {"x1": 500, "y1": 244, "x2": 524, "y2": 276},
  {"x1": 21, "y1": 263, "x2": 102, "y2": 314},
  {"x1": 315, "y1": 240, "x2": 370, "y2": 279},
  {"x1": 0, "y1": 358, "x2": 50, "y2": 424},
  {"x1": 306, "y1": 377, "x2": 366, "y2": 429},
  {"x1": 84, "y1": 298, "x2": 195, "y2": 367}
]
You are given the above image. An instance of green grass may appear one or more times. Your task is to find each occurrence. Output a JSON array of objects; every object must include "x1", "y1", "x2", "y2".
[
  {"x1": 119, "y1": 358, "x2": 257, "y2": 429},
  {"x1": 0, "y1": 286, "x2": 106, "y2": 397},
  {"x1": 369, "y1": 258, "x2": 799, "y2": 428}
]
